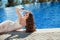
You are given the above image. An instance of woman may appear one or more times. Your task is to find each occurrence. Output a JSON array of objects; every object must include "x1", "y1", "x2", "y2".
[
  {"x1": 16, "y1": 8, "x2": 36, "y2": 32},
  {"x1": 0, "y1": 8, "x2": 36, "y2": 34}
]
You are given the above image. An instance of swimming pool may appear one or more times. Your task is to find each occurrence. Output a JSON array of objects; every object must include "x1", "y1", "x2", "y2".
[{"x1": 0, "y1": 2, "x2": 60, "y2": 29}]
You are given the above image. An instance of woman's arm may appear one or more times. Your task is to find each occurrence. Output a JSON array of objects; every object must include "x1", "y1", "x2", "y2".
[
  {"x1": 16, "y1": 8, "x2": 26, "y2": 26},
  {"x1": 16, "y1": 8, "x2": 22, "y2": 19}
]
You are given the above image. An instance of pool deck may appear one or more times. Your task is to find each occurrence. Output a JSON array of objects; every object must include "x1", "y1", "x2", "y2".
[{"x1": 0, "y1": 28, "x2": 60, "y2": 40}]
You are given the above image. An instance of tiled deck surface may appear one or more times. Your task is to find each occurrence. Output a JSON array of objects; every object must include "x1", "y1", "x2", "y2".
[{"x1": 0, "y1": 28, "x2": 60, "y2": 40}]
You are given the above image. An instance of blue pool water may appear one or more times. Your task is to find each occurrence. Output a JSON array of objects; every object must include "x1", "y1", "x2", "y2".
[
  {"x1": 0, "y1": 2, "x2": 60, "y2": 29},
  {"x1": 0, "y1": 8, "x2": 6, "y2": 23}
]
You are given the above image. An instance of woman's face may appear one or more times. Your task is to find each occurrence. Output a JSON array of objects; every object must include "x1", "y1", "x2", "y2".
[{"x1": 23, "y1": 12, "x2": 30, "y2": 20}]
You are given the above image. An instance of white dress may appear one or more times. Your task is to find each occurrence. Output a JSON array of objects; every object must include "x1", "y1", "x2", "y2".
[{"x1": 0, "y1": 20, "x2": 22, "y2": 33}]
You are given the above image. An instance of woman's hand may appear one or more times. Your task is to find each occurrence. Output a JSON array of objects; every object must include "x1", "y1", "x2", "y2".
[
  {"x1": 16, "y1": 8, "x2": 20, "y2": 12},
  {"x1": 16, "y1": 8, "x2": 22, "y2": 17}
]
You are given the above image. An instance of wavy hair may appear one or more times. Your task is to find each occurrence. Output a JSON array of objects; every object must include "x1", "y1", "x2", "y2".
[{"x1": 25, "y1": 12, "x2": 36, "y2": 33}]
